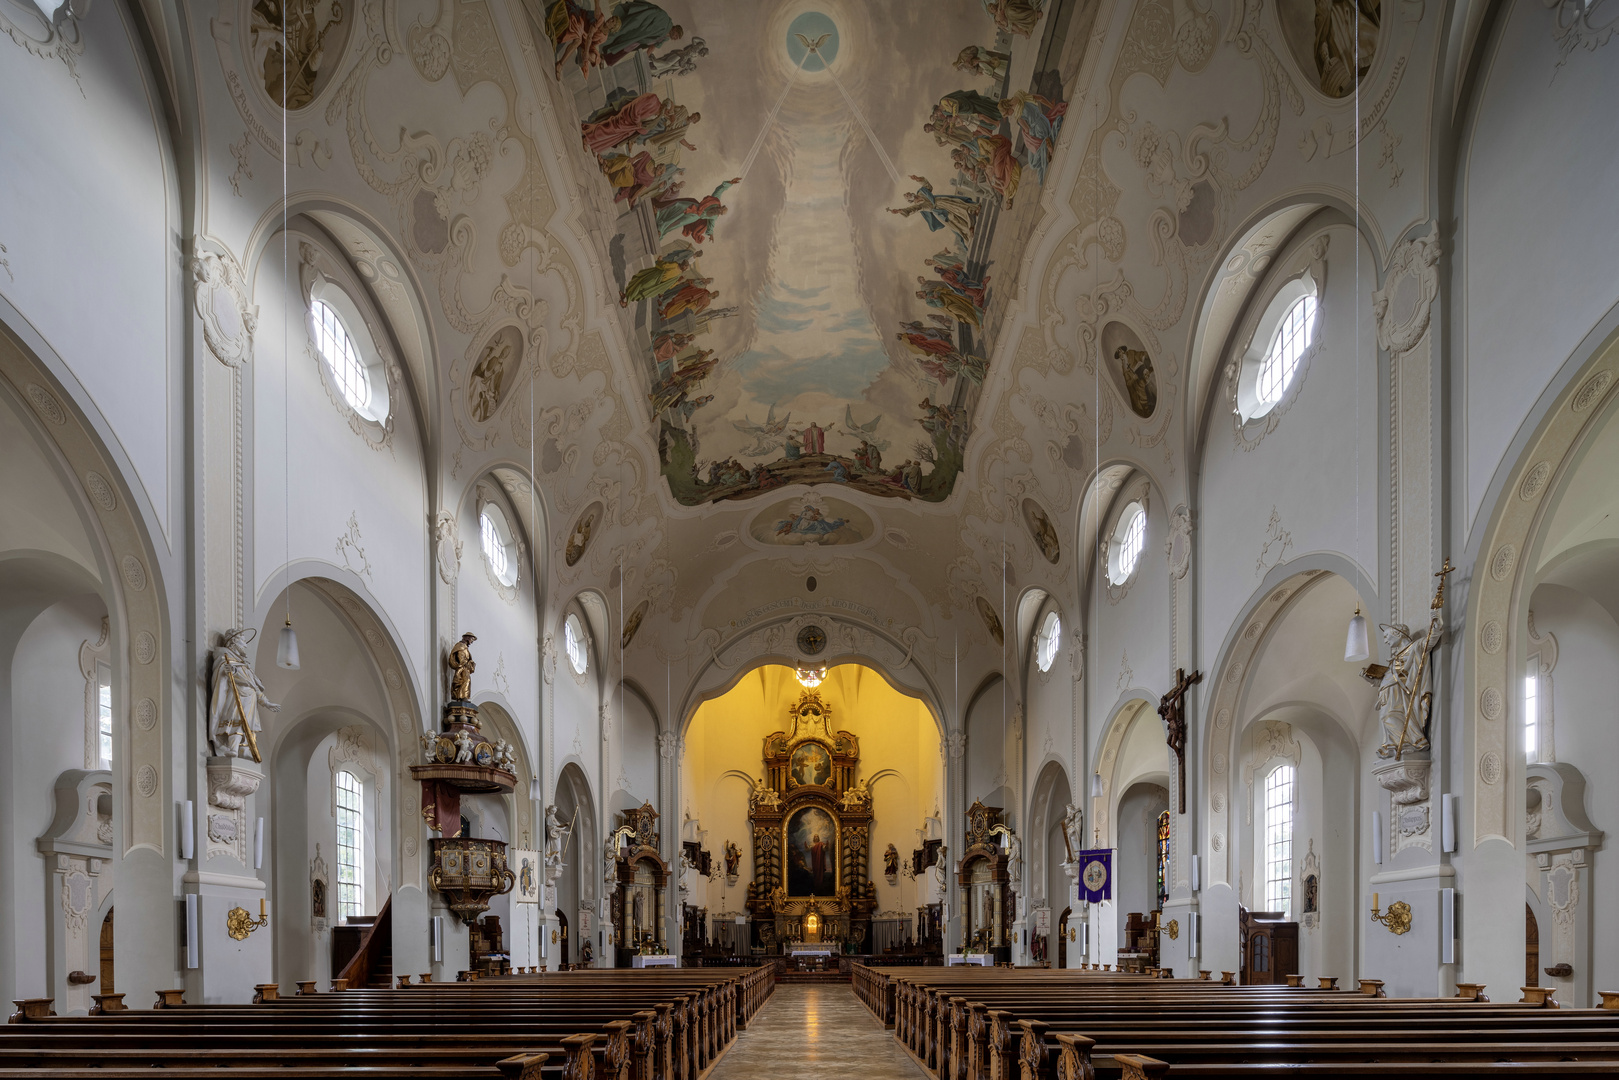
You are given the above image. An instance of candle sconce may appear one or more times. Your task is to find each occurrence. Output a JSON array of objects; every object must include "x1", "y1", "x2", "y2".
[
  {"x1": 227, "y1": 900, "x2": 270, "y2": 941},
  {"x1": 1158, "y1": 918, "x2": 1180, "y2": 941},
  {"x1": 1369, "y1": 893, "x2": 1411, "y2": 935}
]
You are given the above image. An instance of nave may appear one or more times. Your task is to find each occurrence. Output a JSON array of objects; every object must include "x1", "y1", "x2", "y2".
[{"x1": 706, "y1": 985, "x2": 929, "y2": 1080}]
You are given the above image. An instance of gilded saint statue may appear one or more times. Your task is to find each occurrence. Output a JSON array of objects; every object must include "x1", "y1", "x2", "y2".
[
  {"x1": 208, "y1": 627, "x2": 280, "y2": 762},
  {"x1": 448, "y1": 631, "x2": 477, "y2": 702}
]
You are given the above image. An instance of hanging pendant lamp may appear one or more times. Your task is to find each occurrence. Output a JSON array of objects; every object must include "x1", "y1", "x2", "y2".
[
  {"x1": 277, "y1": 616, "x2": 301, "y2": 669},
  {"x1": 1343, "y1": 604, "x2": 1369, "y2": 663}
]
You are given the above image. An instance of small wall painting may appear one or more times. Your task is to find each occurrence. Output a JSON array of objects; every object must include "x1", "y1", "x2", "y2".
[
  {"x1": 1101, "y1": 321, "x2": 1157, "y2": 420},
  {"x1": 749, "y1": 494, "x2": 871, "y2": 547},
  {"x1": 565, "y1": 502, "x2": 602, "y2": 567},
  {"x1": 1021, "y1": 497, "x2": 1060, "y2": 564},
  {"x1": 621, "y1": 599, "x2": 649, "y2": 649},
  {"x1": 789, "y1": 742, "x2": 832, "y2": 788},
  {"x1": 1276, "y1": 0, "x2": 1380, "y2": 99},
  {"x1": 466, "y1": 325, "x2": 523, "y2": 424},
  {"x1": 785, "y1": 805, "x2": 838, "y2": 897},
  {"x1": 248, "y1": 0, "x2": 352, "y2": 110},
  {"x1": 514, "y1": 848, "x2": 540, "y2": 903},
  {"x1": 975, "y1": 595, "x2": 1005, "y2": 646}
]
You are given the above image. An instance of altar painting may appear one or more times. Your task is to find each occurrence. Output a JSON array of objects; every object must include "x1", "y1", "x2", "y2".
[
  {"x1": 785, "y1": 806, "x2": 838, "y2": 897},
  {"x1": 789, "y1": 742, "x2": 832, "y2": 787}
]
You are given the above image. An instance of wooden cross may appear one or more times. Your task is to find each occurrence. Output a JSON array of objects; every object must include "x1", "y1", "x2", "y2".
[{"x1": 1158, "y1": 667, "x2": 1202, "y2": 814}]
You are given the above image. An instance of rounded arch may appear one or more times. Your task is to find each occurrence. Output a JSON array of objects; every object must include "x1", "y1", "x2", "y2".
[
  {"x1": 1091, "y1": 696, "x2": 1165, "y2": 851},
  {"x1": 678, "y1": 627, "x2": 947, "y2": 741},
  {"x1": 1199, "y1": 564, "x2": 1375, "y2": 888},
  {"x1": 1027, "y1": 758, "x2": 1074, "y2": 919},
  {"x1": 1465, "y1": 309, "x2": 1619, "y2": 850},
  {"x1": 1183, "y1": 196, "x2": 1389, "y2": 458}
]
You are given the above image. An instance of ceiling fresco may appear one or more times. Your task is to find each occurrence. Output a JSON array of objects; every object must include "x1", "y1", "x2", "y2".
[{"x1": 535, "y1": 0, "x2": 1092, "y2": 506}]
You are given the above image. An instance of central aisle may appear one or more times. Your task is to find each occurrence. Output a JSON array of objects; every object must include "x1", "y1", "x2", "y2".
[{"x1": 708, "y1": 983, "x2": 930, "y2": 1079}]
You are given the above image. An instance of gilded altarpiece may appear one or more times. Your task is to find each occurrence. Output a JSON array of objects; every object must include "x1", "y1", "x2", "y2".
[
  {"x1": 958, "y1": 800, "x2": 1012, "y2": 963},
  {"x1": 745, "y1": 691, "x2": 876, "y2": 951}
]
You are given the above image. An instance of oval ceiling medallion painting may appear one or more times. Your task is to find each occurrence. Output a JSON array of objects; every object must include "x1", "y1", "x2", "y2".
[
  {"x1": 247, "y1": 0, "x2": 353, "y2": 111},
  {"x1": 564, "y1": 501, "x2": 603, "y2": 567},
  {"x1": 1021, "y1": 497, "x2": 1060, "y2": 564},
  {"x1": 749, "y1": 493, "x2": 872, "y2": 547},
  {"x1": 1100, "y1": 321, "x2": 1157, "y2": 420},
  {"x1": 1276, "y1": 1, "x2": 1380, "y2": 99},
  {"x1": 467, "y1": 325, "x2": 524, "y2": 424}
]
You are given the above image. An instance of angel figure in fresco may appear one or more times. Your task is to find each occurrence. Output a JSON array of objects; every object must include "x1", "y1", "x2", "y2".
[
  {"x1": 1001, "y1": 91, "x2": 1068, "y2": 183},
  {"x1": 208, "y1": 628, "x2": 280, "y2": 761},
  {"x1": 953, "y1": 44, "x2": 1010, "y2": 81},
  {"x1": 732, "y1": 403, "x2": 792, "y2": 457},
  {"x1": 581, "y1": 89, "x2": 664, "y2": 157},
  {"x1": 599, "y1": 0, "x2": 683, "y2": 67},
  {"x1": 1314, "y1": 0, "x2": 1380, "y2": 98},
  {"x1": 655, "y1": 179, "x2": 740, "y2": 244},
  {"x1": 983, "y1": 0, "x2": 1046, "y2": 37},
  {"x1": 889, "y1": 176, "x2": 980, "y2": 247},
  {"x1": 648, "y1": 36, "x2": 707, "y2": 77},
  {"x1": 544, "y1": 0, "x2": 619, "y2": 78},
  {"x1": 619, "y1": 247, "x2": 700, "y2": 307}
]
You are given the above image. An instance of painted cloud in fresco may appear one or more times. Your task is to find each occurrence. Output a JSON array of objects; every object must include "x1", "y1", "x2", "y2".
[{"x1": 536, "y1": 0, "x2": 1093, "y2": 505}]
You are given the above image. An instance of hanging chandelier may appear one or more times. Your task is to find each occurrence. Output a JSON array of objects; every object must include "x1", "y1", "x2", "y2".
[{"x1": 795, "y1": 664, "x2": 827, "y2": 689}]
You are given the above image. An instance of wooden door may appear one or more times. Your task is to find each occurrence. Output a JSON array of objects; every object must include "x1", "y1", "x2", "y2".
[
  {"x1": 1057, "y1": 907, "x2": 1069, "y2": 968},
  {"x1": 98, "y1": 908, "x2": 114, "y2": 995},
  {"x1": 556, "y1": 909, "x2": 570, "y2": 967},
  {"x1": 1525, "y1": 903, "x2": 1540, "y2": 988}
]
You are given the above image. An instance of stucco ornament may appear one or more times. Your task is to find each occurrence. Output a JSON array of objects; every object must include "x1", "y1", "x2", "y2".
[
  {"x1": 434, "y1": 511, "x2": 462, "y2": 585},
  {"x1": 191, "y1": 244, "x2": 259, "y2": 367},
  {"x1": 1166, "y1": 504, "x2": 1193, "y2": 580},
  {"x1": 1372, "y1": 223, "x2": 1440, "y2": 355}
]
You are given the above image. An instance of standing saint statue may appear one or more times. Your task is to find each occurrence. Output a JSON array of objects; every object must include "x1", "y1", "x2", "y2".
[
  {"x1": 544, "y1": 804, "x2": 575, "y2": 870},
  {"x1": 448, "y1": 631, "x2": 477, "y2": 702},
  {"x1": 1365, "y1": 560, "x2": 1451, "y2": 759},
  {"x1": 208, "y1": 627, "x2": 280, "y2": 762}
]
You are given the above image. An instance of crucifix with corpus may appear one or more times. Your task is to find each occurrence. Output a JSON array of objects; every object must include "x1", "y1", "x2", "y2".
[{"x1": 1158, "y1": 667, "x2": 1202, "y2": 814}]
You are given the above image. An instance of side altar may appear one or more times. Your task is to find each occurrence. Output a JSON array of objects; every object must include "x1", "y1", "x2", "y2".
[{"x1": 744, "y1": 690, "x2": 877, "y2": 952}]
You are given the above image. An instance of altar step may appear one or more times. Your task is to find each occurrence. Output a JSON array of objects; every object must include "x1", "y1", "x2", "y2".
[{"x1": 776, "y1": 969, "x2": 848, "y2": 984}]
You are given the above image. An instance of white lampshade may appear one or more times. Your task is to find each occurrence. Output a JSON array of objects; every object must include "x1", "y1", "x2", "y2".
[
  {"x1": 1089, "y1": 773, "x2": 1103, "y2": 798},
  {"x1": 1344, "y1": 606, "x2": 1370, "y2": 663},
  {"x1": 276, "y1": 620, "x2": 301, "y2": 669}
]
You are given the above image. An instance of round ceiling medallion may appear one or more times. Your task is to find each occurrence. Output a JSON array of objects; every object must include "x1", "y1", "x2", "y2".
[{"x1": 797, "y1": 625, "x2": 827, "y2": 656}]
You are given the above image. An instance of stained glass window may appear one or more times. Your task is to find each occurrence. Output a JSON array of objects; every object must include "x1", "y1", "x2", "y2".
[{"x1": 1156, "y1": 809, "x2": 1170, "y2": 910}]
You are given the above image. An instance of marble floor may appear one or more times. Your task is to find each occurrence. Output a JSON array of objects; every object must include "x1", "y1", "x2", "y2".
[{"x1": 708, "y1": 983, "x2": 929, "y2": 1079}]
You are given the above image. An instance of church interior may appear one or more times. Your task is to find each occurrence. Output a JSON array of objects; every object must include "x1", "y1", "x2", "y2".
[{"x1": 3, "y1": 0, "x2": 1619, "y2": 1074}]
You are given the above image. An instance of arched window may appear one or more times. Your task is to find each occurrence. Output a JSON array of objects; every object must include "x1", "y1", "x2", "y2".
[
  {"x1": 1108, "y1": 503, "x2": 1147, "y2": 585},
  {"x1": 1524, "y1": 664, "x2": 1539, "y2": 764},
  {"x1": 1034, "y1": 610, "x2": 1062, "y2": 673},
  {"x1": 480, "y1": 506, "x2": 517, "y2": 586},
  {"x1": 335, "y1": 770, "x2": 365, "y2": 919},
  {"x1": 564, "y1": 614, "x2": 589, "y2": 675},
  {"x1": 1256, "y1": 294, "x2": 1317, "y2": 406},
  {"x1": 97, "y1": 665, "x2": 112, "y2": 769},
  {"x1": 311, "y1": 299, "x2": 371, "y2": 412},
  {"x1": 1155, "y1": 809, "x2": 1170, "y2": 910},
  {"x1": 1263, "y1": 765, "x2": 1295, "y2": 917}
]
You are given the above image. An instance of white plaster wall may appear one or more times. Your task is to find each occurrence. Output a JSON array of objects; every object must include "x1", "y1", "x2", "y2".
[
  {"x1": 1197, "y1": 223, "x2": 1379, "y2": 655},
  {"x1": 0, "y1": 0, "x2": 176, "y2": 536},
  {"x1": 4, "y1": 595, "x2": 107, "y2": 1000},
  {"x1": 455, "y1": 490, "x2": 540, "y2": 763},
  {"x1": 1528, "y1": 582, "x2": 1619, "y2": 992},
  {"x1": 250, "y1": 241, "x2": 429, "y2": 684},
  {"x1": 1115, "y1": 782, "x2": 1167, "y2": 938},
  {"x1": 1088, "y1": 490, "x2": 1172, "y2": 747},
  {"x1": 1459, "y1": 3, "x2": 1619, "y2": 537},
  {"x1": 550, "y1": 616, "x2": 601, "y2": 798}
]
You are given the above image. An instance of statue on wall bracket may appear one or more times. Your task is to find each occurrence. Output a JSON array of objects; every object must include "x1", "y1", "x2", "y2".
[{"x1": 208, "y1": 627, "x2": 280, "y2": 762}]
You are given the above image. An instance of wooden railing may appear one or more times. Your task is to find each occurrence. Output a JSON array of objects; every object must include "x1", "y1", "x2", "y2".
[{"x1": 335, "y1": 893, "x2": 392, "y2": 989}]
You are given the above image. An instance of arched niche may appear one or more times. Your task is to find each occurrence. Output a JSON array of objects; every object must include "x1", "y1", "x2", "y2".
[
  {"x1": 551, "y1": 762, "x2": 598, "y2": 967},
  {"x1": 0, "y1": 312, "x2": 171, "y2": 1008},
  {"x1": 676, "y1": 616, "x2": 946, "y2": 741},
  {"x1": 1027, "y1": 759, "x2": 1075, "y2": 966}
]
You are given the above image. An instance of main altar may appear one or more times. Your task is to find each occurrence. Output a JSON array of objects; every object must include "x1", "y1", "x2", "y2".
[{"x1": 744, "y1": 690, "x2": 876, "y2": 952}]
